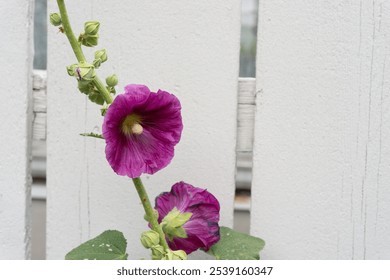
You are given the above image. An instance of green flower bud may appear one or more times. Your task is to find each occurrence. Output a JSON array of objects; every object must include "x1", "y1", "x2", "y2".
[
  {"x1": 76, "y1": 63, "x2": 96, "y2": 81},
  {"x1": 163, "y1": 249, "x2": 187, "y2": 260},
  {"x1": 50, "y1": 13, "x2": 62, "y2": 26},
  {"x1": 88, "y1": 91, "x2": 105, "y2": 105},
  {"x1": 106, "y1": 74, "x2": 118, "y2": 87},
  {"x1": 150, "y1": 245, "x2": 166, "y2": 260},
  {"x1": 140, "y1": 230, "x2": 160, "y2": 249},
  {"x1": 94, "y1": 49, "x2": 108, "y2": 63},
  {"x1": 66, "y1": 64, "x2": 78, "y2": 76},
  {"x1": 161, "y1": 207, "x2": 192, "y2": 241},
  {"x1": 93, "y1": 58, "x2": 102, "y2": 69},
  {"x1": 77, "y1": 80, "x2": 93, "y2": 95},
  {"x1": 84, "y1": 21, "x2": 100, "y2": 35},
  {"x1": 79, "y1": 33, "x2": 99, "y2": 47}
]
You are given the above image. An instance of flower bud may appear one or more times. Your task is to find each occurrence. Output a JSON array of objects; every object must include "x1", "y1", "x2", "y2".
[
  {"x1": 106, "y1": 74, "x2": 118, "y2": 87},
  {"x1": 94, "y1": 49, "x2": 108, "y2": 63},
  {"x1": 50, "y1": 13, "x2": 62, "y2": 26},
  {"x1": 140, "y1": 230, "x2": 160, "y2": 249},
  {"x1": 79, "y1": 33, "x2": 99, "y2": 47},
  {"x1": 150, "y1": 245, "x2": 165, "y2": 260},
  {"x1": 76, "y1": 63, "x2": 96, "y2": 81},
  {"x1": 77, "y1": 80, "x2": 93, "y2": 95},
  {"x1": 66, "y1": 64, "x2": 78, "y2": 76},
  {"x1": 163, "y1": 249, "x2": 187, "y2": 260},
  {"x1": 88, "y1": 91, "x2": 105, "y2": 105},
  {"x1": 84, "y1": 21, "x2": 100, "y2": 35}
]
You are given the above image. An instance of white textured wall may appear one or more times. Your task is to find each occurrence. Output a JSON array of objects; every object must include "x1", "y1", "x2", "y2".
[
  {"x1": 251, "y1": 0, "x2": 390, "y2": 259},
  {"x1": 0, "y1": 0, "x2": 34, "y2": 259},
  {"x1": 47, "y1": 0, "x2": 240, "y2": 259}
]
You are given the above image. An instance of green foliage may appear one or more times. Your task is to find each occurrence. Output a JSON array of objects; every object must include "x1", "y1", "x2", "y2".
[
  {"x1": 80, "y1": 132, "x2": 104, "y2": 139},
  {"x1": 207, "y1": 227, "x2": 265, "y2": 260},
  {"x1": 65, "y1": 230, "x2": 128, "y2": 260}
]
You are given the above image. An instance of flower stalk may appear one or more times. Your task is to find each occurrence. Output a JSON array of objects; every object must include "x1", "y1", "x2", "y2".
[
  {"x1": 56, "y1": 0, "x2": 168, "y2": 256},
  {"x1": 133, "y1": 178, "x2": 170, "y2": 252}
]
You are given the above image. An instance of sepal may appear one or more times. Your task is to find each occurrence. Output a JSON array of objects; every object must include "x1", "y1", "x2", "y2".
[
  {"x1": 66, "y1": 64, "x2": 78, "y2": 76},
  {"x1": 161, "y1": 207, "x2": 192, "y2": 241}
]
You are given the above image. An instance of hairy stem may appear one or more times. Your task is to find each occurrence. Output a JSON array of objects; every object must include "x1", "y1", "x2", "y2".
[
  {"x1": 56, "y1": 0, "x2": 86, "y2": 62},
  {"x1": 132, "y1": 177, "x2": 170, "y2": 252}
]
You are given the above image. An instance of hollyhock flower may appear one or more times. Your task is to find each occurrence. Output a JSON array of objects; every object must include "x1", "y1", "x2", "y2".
[
  {"x1": 102, "y1": 84, "x2": 183, "y2": 178},
  {"x1": 155, "y1": 182, "x2": 220, "y2": 254}
]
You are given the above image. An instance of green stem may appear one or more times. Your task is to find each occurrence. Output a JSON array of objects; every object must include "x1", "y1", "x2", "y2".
[
  {"x1": 132, "y1": 177, "x2": 169, "y2": 252},
  {"x1": 56, "y1": 0, "x2": 86, "y2": 63},
  {"x1": 93, "y1": 76, "x2": 113, "y2": 104},
  {"x1": 56, "y1": 0, "x2": 113, "y2": 105}
]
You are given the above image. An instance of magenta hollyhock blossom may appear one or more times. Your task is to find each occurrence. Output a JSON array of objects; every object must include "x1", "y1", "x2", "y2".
[
  {"x1": 155, "y1": 182, "x2": 220, "y2": 254},
  {"x1": 102, "y1": 84, "x2": 183, "y2": 178}
]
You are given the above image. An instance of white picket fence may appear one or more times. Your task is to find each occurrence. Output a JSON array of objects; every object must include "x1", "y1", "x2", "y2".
[{"x1": 1, "y1": 0, "x2": 390, "y2": 260}]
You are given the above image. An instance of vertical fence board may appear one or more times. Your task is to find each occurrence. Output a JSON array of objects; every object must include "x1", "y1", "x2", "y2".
[
  {"x1": 47, "y1": 0, "x2": 240, "y2": 259},
  {"x1": 0, "y1": 0, "x2": 34, "y2": 259},
  {"x1": 251, "y1": 0, "x2": 390, "y2": 259}
]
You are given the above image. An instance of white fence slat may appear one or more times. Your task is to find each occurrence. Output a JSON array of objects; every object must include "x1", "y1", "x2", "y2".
[
  {"x1": 32, "y1": 70, "x2": 47, "y2": 142},
  {"x1": 0, "y1": 0, "x2": 34, "y2": 259},
  {"x1": 47, "y1": 0, "x2": 240, "y2": 259},
  {"x1": 251, "y1": 1, "x2": 390, "y2": 259},
  {"x1": 237, "y1": 78, "x2": 256, "y2": 153}
]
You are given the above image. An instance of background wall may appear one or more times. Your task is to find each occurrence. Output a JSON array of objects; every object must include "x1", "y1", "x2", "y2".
[
  {"x1": 0, "y1": 0, "x2": 34, "y2": 260},
  {"x1": 251, "y1": 0, "x2": 390, "y2": 259}
]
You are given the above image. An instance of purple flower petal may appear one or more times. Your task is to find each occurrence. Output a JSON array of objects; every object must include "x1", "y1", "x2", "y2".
[
  {"x1": 155, "y1": 182, "x2": 220, "y2": 254},
  {"x1": 103, "y1": 84, "x2": 183, "y2": 178}
]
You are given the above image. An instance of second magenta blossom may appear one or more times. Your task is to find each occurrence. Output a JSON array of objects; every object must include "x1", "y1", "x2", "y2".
[
  {"x1": 155, "y1": 182, "x2": 220, "y2": 254},
  {"x1": 102, "y1": 84, "x2": 183, "y2": 178}
]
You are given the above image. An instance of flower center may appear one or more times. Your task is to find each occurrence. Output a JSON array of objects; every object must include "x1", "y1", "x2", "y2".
[{"x1": 121, "y1": 114, "x2": 143, "y2": 135}]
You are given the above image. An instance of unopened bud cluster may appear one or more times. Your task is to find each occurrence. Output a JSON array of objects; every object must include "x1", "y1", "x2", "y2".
[
  {"x1": 139, "y1": 229, "x2": 187, "y2": 260},
  {"x1": 51, "y1": 12, "x2": 118, "y2": 107},
  {"x1": 65, "y1": 57, "x2": 117, "y2": 106}
]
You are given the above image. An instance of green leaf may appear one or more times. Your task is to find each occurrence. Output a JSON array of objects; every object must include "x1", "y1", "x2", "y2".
[
  {"x1": 65, "y1": 230, "x2": 128, "y2": 260},
  {"x1": 207, "y1": 226, "x2": 265, "y2": 260},
  {"x1": 80, "y1": 132, "x2": 104, "y2": 139}
]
